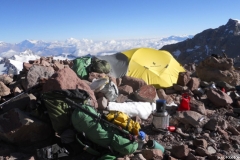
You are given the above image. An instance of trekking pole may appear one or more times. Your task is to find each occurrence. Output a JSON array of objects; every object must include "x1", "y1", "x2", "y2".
[
  {"x1": 65, "y1": 98, "x2": 136, "y2": 141},
  {"x1": 0, "y1": 83, "x2": 41, "y2": 110}
]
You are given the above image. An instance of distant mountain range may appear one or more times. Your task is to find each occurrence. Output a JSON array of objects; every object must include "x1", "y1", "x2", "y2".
[
  {"x1": 0, "y1": 35, "x2": 192, "y2": 75},
  {"x1": 161, "y1": 18, "x2": 240, "y2": 65},
  {"x1": 0, "y1": 36, "x2": 193, "y2": 58}
]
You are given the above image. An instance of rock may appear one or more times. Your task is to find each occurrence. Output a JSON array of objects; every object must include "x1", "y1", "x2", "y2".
[
  {"x1": 121, "y1": 76, "x2": 147, "y2": 92},
  {"x1": 216, "y1": 81, "x2": 235, "y2": 92},
  {"x1": 187, "y1": 77, "x2": 200, "y2": 91},
  {"x1": 208, "y1": 153, "x2": 225, "y2": 160},
  {"x1": 0, "y1": 108, "x2": 52, "y2": 145},
  {"x1": 52, "y1": 61, "x2": 65, "y2": 71},
  {"x1": 97, "y1": 97, "x2": 108, "y2": 110},
  {"x1": 173, "y1": 84, "x2": 184, "y2": 91},
  {"x1": 206, "y1": 88, "x2": 233, "y2": 107},
  {"x1": 171, "y1": 145, "x2": 189, "y2": 159},
  {"x1": 190, "y1": 99, "x2": 206, "y2": 115},
  {"x1": 42, "y1": 67, "x2": 98, "y2": 108},
  {"x1": 227, "y1": 125, "x2": 240, "y2": 135},
  {"x1": 0, "y1": 75, "x2": 13, "y2": 85},
  {"x1": 116, "y1": 78, "x2": 122, "y2": 87},
  {"x1": 176, "y1": 72, "x2": 191, "y2": 86},
  {"x1": 141, "y1": 149, "x2": 163, "y2": 160},
  {"x1": 116, "y1": 94, "x2": 128, "y2": 103},
  {"x1": 193, "y1": 139, "x2": 208, "y2": 149},
  {"x1": 204, "y1": 117, "x2": 228, "y2": 131},
  {"x1": 135, "y1": 85, "x2": 157, "y2": 102},
  {"x1": 207, "y1": 146, "x2": 216, "y2": 154},
  {"x1": 196, "y1": 57, "x2": 239, "y2": 86},
  {"x1": 217, "y1": 127, "x2": 229, "y2": 140},
  {"x1": 230, "y1": 135, "x2": 240, "y2": 145},
  {"x1": 195, "y1": 147, "x2": 210, "y2": 156},
  {"x1": 13, "y1": 87, "x2": 22, "y2": 96},
  {"x1": 0, "y1": 81, "x2": 11, "y2": 96},
  {"x1": 26, "y1": 65, "x2": 55, "y2": 89},
  {"x1": 165, "y1": 87, "x2": 178, "y2": 94},
  {"x1": 1, "y1": 93, "x2": 30, "y2": 113},
  {"x1": 23, "y1": 62, "x2": 33, "y2": 72},
  {"x1": 156, "y1": 89, "x2": 173, "y2": 104},
  {"x1": 175, "y1": 111, "x2": 209, "y2": 128},
  {"x1": 131, "y1": 153, "x2": 146, "y2": 160},
  {"x1": 220, "y1": 143, "x2": 231, "y2": 151},
  {"x1": 118, "y1": 85, "x2": 133, "y2": 95}
]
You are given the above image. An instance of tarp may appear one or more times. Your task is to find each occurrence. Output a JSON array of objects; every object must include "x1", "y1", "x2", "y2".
[
  {"x1": 96, "y1": 53, "x2": 129, "y2": 78},
  {"x1": 122, "y1": 48, "x2": 185, "y2": 88}
]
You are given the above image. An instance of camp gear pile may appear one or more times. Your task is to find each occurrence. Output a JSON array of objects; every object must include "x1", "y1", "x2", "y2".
[{"x1": 39, "y1": 89, "x2": 138, "y2": 158}]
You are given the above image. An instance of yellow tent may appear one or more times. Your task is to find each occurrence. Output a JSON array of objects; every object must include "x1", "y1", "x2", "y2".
[{"x1": 122, "y1": 48, "x2": 185, "y2": 88}]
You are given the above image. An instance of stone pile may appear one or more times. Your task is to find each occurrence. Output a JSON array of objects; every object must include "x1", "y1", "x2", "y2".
[{"x1": 0, "y1": 56, "x2": 240, "y2": 159}]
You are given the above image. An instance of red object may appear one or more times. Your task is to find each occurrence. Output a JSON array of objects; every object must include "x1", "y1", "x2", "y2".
[
  {"x1": 168, "y1": 126, "x2": 176, "y2": 132},
  {"x1": 178, "y1": 93, "x2": 190, "y2": 111},
  {"x1": 221, "y1": 88, "x2": 225, "y2": 93}
]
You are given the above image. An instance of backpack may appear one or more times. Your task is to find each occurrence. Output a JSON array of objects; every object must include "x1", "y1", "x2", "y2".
[
  {"x1": 40, "y1": 89, "x2": 90, "y2": 134},
  {"x1": 72, "y1": 56, "x2": 92, "y2": 80},
  {"x1": 105, "y1": 111, "x2": 141, "y2": 136},
  {"x1": 91, "y1": 57, "x2": 111, "y2": 74},
  {"x1": 71, "y1": 103, "x2": 138, "y2": 156}
]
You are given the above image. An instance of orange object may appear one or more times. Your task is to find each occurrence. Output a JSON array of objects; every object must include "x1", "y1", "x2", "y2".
[{"x1": 178, "y1": 93, "x2": 191, "y2": 111}]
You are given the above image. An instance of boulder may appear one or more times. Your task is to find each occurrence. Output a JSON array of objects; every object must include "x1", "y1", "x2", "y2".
[
  {"x1": 171, "y1": 145, "x2": 189, "y2": 159},
  {"x1": 175, "y1": 111, "x2": 209, "y2": 128},
  {"x1": 0, "y1": 81, "x2": 11, "y2": 96},
  {"x1": 206, "y1": 89, "x2": 233, "y2": 107},
  {"x1": 176, "y1": 72, "x2": 191, "y2": 86},
  {"x1": 121, "y1": 76, "x2": 147, "y2": 92},
  {"x1": 0, "y1": 108, "x2": 52, "y2": 145},
  {"x1": 118, "y1": 85, "x2": 133, "y2": 96},
  {"x1": 26, "y1": 65, "x2": 55, "y2": 89},
  {"x1": 43, "y1": 68, "x2": 97, "y2": 108},
  {"x1": 196, "y1": 56, "x2": 240, "y2": 86},
  {"x1": 135, "y1": 85, "x2": 157, "y2": 102}
]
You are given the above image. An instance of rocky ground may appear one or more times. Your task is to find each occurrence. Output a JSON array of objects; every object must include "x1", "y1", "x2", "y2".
[{"x1": 0, "y1": 55, "x2": 240, "y2": 160}]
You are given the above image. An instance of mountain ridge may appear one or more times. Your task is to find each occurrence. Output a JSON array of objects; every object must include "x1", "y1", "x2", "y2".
[{"x1": 161, "y1": 18, "x2": 240, "y2": 65}]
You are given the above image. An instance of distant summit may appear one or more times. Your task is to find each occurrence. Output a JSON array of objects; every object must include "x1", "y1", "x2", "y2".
[{"x1": 161, "y1": 18, "x2": 240, "y2": 65}]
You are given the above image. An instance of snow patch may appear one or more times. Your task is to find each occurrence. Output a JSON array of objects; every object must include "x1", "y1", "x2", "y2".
[
  {"x1": 194, "y1": 46, "x2": 200, "y2": 49},
  {"x1": 173, "y1": 50, "x2": 181, "y2": 58},
  {"x1": 205, "y1": 45, "x2": 209, "y2": 55},
  {"x1": 186, "y1": 49, "x2": 194, "y2": 52}
]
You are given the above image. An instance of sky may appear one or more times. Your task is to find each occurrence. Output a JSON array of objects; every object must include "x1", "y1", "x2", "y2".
[{"x1": 1, "y1": 0, "x2": 240, "y2": 43}]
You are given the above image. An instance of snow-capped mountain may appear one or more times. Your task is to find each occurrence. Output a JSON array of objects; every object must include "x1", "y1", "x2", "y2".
[
  {"x1": 0, "y1": 35, "x2": 193, "y2": 57},
  {"x1": 0, "y1": 35, "x2": 193, "y2": 75}
]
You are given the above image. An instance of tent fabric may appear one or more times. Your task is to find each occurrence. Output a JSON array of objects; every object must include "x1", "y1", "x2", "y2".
[
  {"x1": 96, "y1": 53, "x2": 129, "y2": 78},
  {"x1": 122, "y1": 48, "x2": 185, "y2": 88}
]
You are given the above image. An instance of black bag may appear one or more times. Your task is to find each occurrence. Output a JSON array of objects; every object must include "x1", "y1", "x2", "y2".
[{"x1": 36, "y1": 144, "x2": 69, "y2": 160}]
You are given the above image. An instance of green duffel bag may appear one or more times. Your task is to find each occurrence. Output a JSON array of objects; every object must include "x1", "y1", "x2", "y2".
[
  {"x1": 71, "y1": 104, "x2": 138, "y2": 156},
  {"x1": 72, "y1": 56, "x2": 92, "y2": 80}
]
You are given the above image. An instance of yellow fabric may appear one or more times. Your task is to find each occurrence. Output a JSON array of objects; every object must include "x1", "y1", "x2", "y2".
[
  {"x1": 106, "y1": 111, "x2": 141, "y2": 136},
  {"x1": 122, "y1": 48, "x2": 185, "y2": 88}
]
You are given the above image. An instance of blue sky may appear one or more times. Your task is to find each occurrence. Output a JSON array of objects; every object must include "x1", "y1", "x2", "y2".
[{"x1": 1, "y1": 0, "x2": 240, "y2": 43}]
